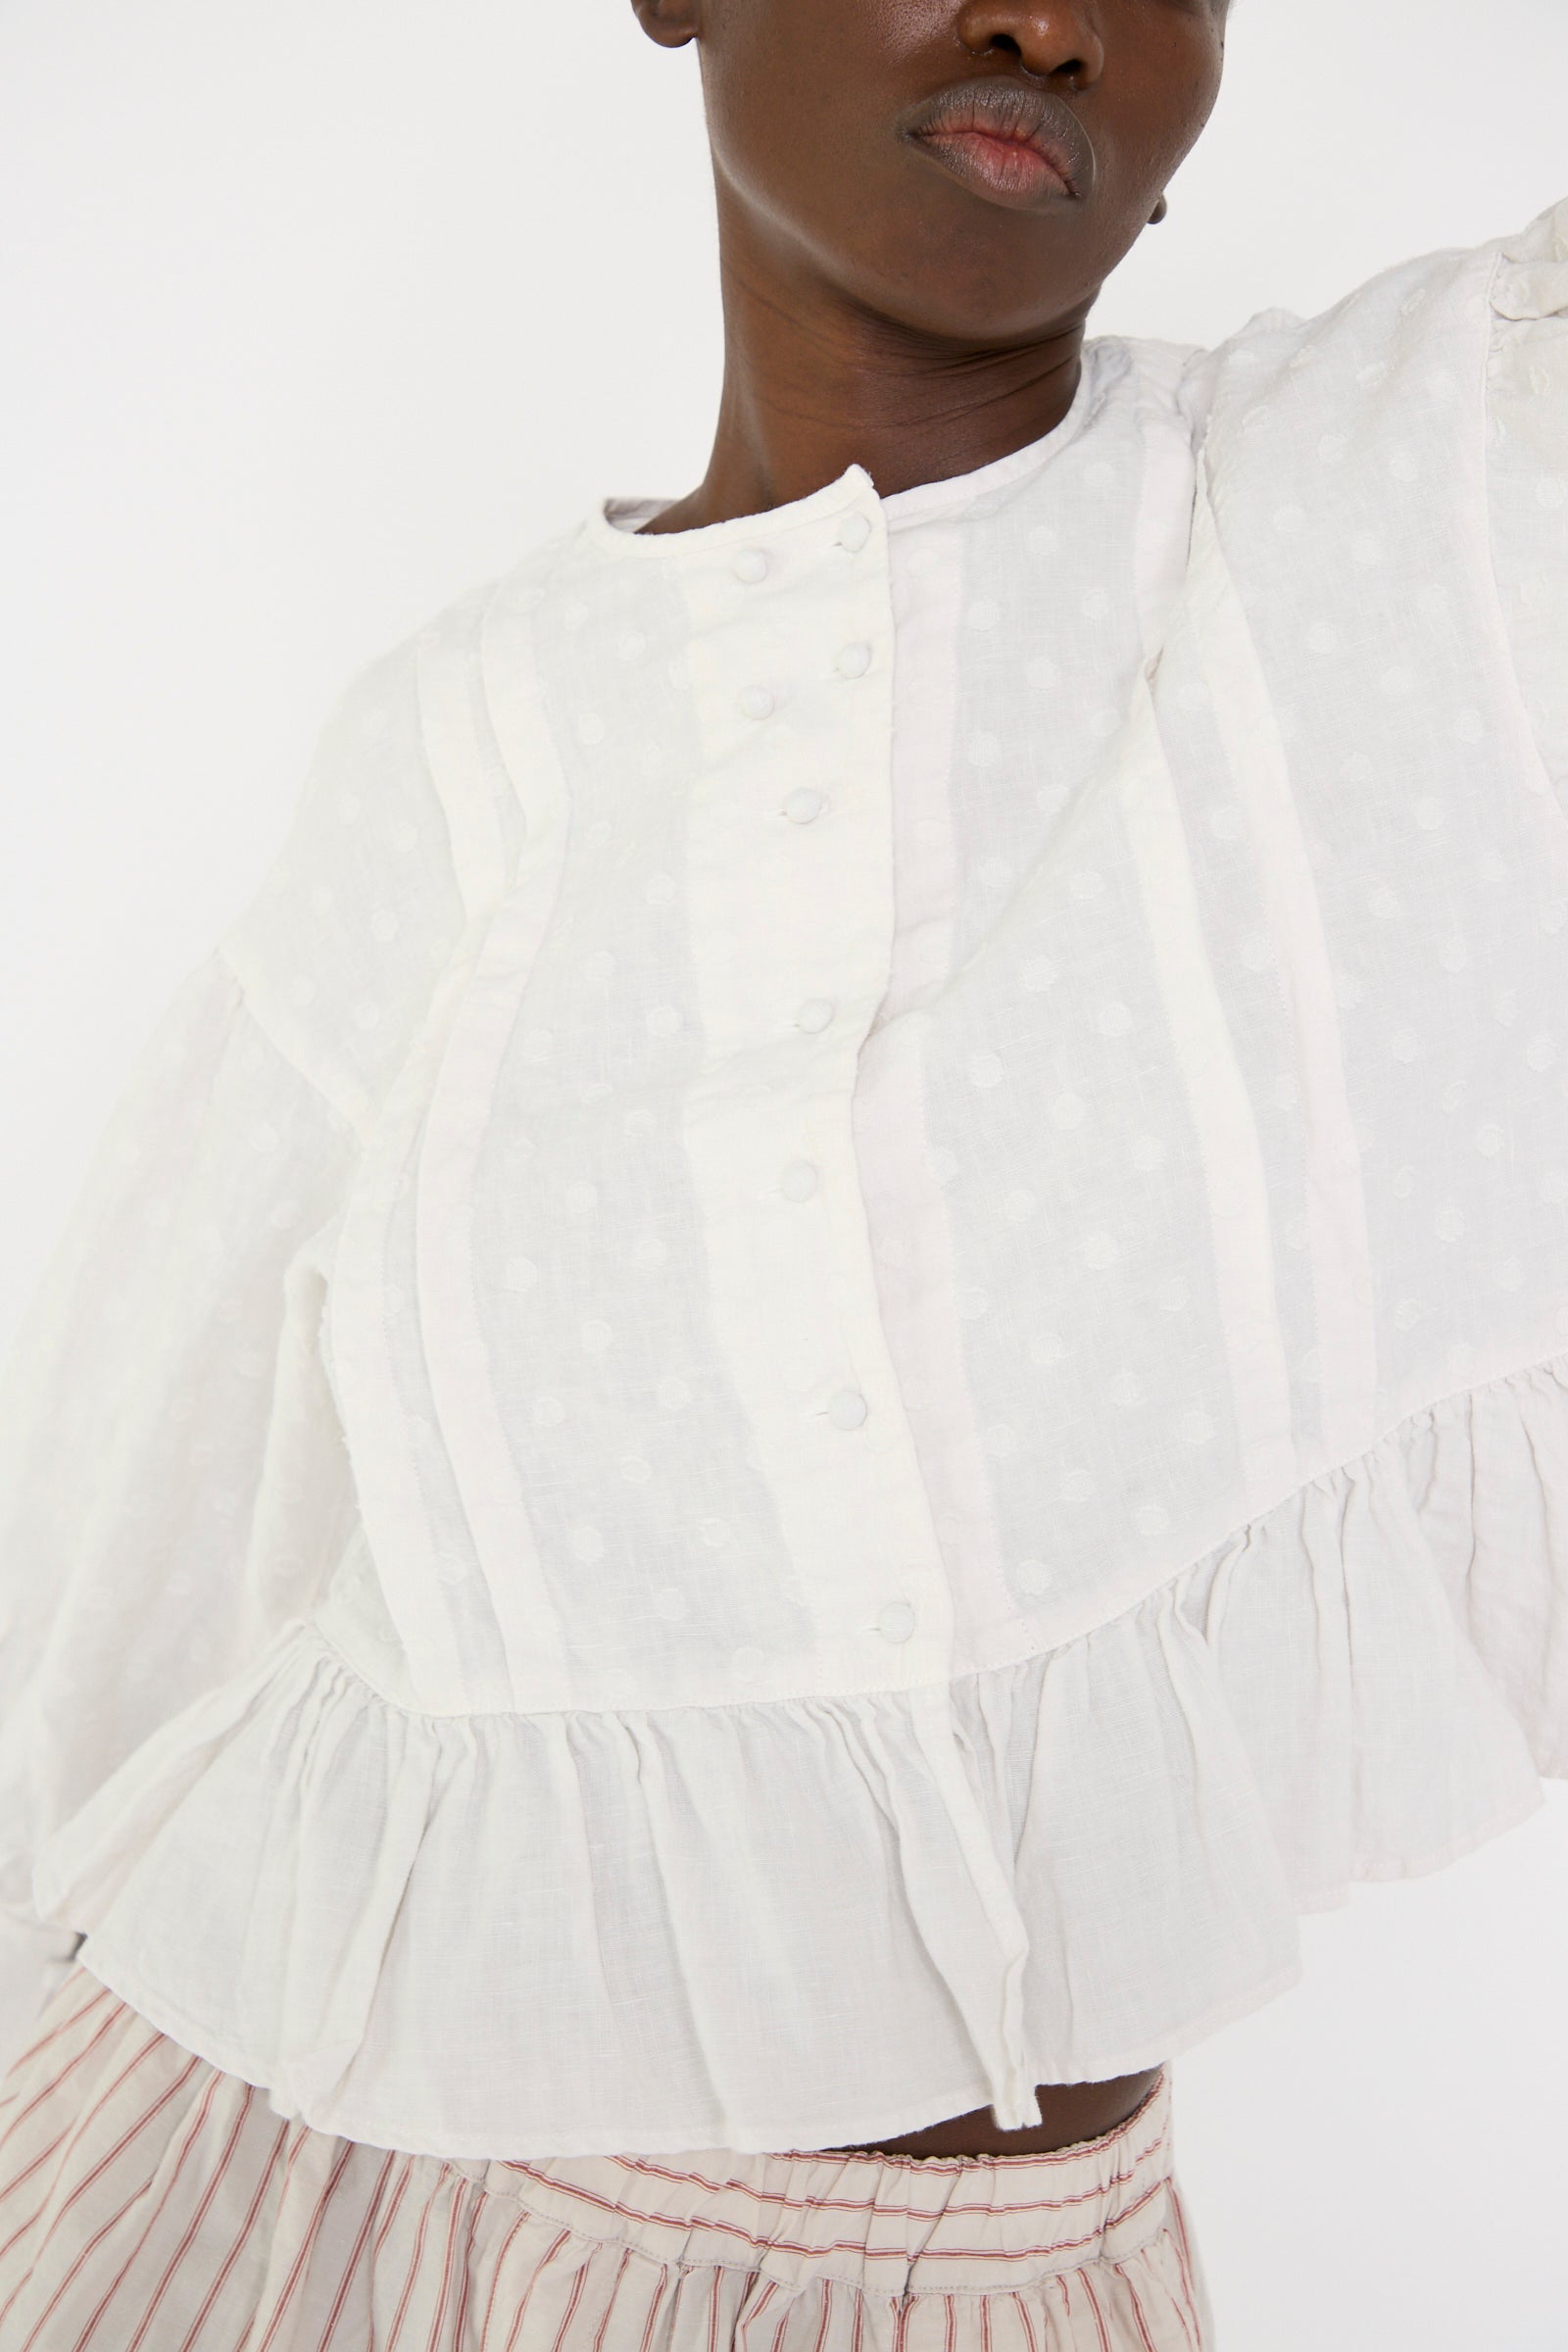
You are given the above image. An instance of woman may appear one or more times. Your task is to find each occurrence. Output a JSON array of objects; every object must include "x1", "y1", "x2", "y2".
[{"x1": 0, "y1": 0, "x2": 1562, "y2": 2343}]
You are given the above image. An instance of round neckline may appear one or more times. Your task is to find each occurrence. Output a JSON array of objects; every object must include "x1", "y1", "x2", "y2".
[
  {"x1": 584, "y1": 338, "x2": 1106, "y2": 558},
  {"x1": 586, "y1": 461, "x2": 875, "y2": 559}
]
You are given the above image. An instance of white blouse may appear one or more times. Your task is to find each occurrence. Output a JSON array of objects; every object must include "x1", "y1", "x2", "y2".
[{"x1": 2, "y1": 199, "x2": 1565, "y2": 2160}]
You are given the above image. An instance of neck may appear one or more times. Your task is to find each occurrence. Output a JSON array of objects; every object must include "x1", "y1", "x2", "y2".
[{"x1": 640, "y1": 194, "x2": 1086, "y2": 534}]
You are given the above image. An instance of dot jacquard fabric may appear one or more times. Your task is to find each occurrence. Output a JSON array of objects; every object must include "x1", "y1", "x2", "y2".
[{"x1": 1, "y1": 202, "x2": 1565, "y2": 2159}]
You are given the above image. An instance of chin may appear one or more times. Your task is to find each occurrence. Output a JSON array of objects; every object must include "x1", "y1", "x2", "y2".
[
  {"x1": 837, "y1": 204, "x2": 1103, "y2": 343},
  {"x1": 859, "y1": 259, "x2": 1102, "y2": 347}
]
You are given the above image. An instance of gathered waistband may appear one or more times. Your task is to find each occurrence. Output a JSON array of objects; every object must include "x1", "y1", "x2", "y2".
[{"x1": 448, "y1": 2076, "x2": 1179, "y2": 2296}]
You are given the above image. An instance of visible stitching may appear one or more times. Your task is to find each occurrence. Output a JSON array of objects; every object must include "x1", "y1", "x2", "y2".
[{"x1": 471, "y1": 2167, "x2": 1171, "y2": 2282}]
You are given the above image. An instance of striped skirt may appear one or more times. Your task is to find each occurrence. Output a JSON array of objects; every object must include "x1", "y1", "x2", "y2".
[{"x1": 0, "y1": 1966, "x2": 1209, "y2": 2351}]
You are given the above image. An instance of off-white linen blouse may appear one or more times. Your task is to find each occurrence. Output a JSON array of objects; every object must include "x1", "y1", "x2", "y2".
[{"x1": 2, "y1": 201, "x2": 1565, "y2": 2160}]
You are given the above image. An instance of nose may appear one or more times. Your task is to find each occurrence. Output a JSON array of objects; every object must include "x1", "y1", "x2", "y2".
[{"x1": 953, "y1": 1, "x2": 1105, "y2": 88}]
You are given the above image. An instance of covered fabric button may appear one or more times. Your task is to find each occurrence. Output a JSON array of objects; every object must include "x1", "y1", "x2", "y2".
[
  {"x1": 738, "y1": 684, "x2": 775, "y2": 720},
  {"x1": 732, "y1": 548, "x2": 769, "y2": 584},
  {"x1": 827, "y1": 1388, "x2": 868, "y2": 1429},
  {"x1": 876, "y1": 1600, "x2": 916, "y2": 1643},
  {"x1": 780, "y1": 1159, "x2": 819, "y2": 1200},
  {"x1": 795, "y1": 997, "x2": 835, "y2": 1031},
  {"x1": 783, "y1": 787, "x2": 824, "y2": 823},
  {"x1": 838, "y1": 512, "x2": 872, "y2": 553},
  {"x1": 835, "y1": 642, "x2": 873, "y2": 678}
]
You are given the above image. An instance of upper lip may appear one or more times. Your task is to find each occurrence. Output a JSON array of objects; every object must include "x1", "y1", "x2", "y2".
[{"x1": 902, "y1": 75, "x2": 1095, "y2": 199}]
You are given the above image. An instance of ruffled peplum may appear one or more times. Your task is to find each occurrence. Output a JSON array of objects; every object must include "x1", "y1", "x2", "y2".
[{"x1": 29, "y1": 1352, "x2": 1567, "y2": 2162}]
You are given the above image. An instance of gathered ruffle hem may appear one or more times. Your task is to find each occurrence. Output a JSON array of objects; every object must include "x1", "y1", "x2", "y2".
[{"x1": 24, "y1": 1351, "x2": 1568, "y2": 2160}]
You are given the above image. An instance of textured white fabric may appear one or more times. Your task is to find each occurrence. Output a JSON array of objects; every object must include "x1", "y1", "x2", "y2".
[{"x1": 1, "y1": 200, "x2": 1565, "y2": 2157}]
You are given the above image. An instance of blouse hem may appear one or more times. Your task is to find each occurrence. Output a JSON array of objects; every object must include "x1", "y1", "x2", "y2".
[{"x1": 23, "y1": 1343, "x2": 1565, "y2": 2158}]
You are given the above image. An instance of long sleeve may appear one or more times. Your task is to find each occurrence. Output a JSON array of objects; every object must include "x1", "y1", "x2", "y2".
[
  {"x1": 1487, "y1": 194, "x2": 1568, "y2": 811},
  {"x1": 0, "y1": 604, "x2": 498, "y2": 2076},
  {"x1": 0, "y1": 959, "x2": 361, "y2": 2072}
]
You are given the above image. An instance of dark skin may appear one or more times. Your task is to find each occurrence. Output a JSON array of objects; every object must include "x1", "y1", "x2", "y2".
[{"x1": 626, "y1": 0, "x2": 1229, "y2": 2157}]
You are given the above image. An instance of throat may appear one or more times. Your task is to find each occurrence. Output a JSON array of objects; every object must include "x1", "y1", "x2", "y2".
[{"x1": 665, "y1": 204, "x2": 1091, "y2": 528}]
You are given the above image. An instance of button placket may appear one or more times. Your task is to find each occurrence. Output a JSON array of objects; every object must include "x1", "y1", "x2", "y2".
[
  {"x1": 789, "y1": 525, "x2": 882, "y2": 1502},
  {"x1": 680, "y1": 497, "x2": 947, "y2": 1681}
]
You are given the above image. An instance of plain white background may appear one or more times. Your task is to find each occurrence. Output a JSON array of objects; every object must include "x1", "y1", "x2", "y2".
[{"x1": 2, "y1": 3, "x2": 1565, "y2": 2342}]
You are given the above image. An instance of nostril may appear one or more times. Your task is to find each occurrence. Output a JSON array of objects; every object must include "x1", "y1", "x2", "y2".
[{"x1": 985, "y1": 31, "x2": 1087, "y2": 78}]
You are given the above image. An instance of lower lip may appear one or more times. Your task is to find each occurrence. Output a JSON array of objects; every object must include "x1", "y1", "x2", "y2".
[{"x1": 910, "y1": 128, "x2": 1073, "y2": 205}]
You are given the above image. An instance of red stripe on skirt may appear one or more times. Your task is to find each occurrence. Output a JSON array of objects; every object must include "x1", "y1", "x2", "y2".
[
  {"x1": 548, "y1": 2242, "x2": 593, "y2": 2352},
  {"x1": 172, "y1": 2109, "x2": 293, "y2": 2352},
  {"x1": 1167, "y1": 2202, "x2": 1201, "y2": 2352},
  {"x1": 741, "y1": 2273, "x2": 780, "y2": 2352},
  {"x1": 15, "y1": 2056, "x2": 205, "y2": 2352},
  {"x1": 499, "y1": 2225, "x2": 570, "y2": 2352},
  {"x1": 310, "y1": 2144, "x2": 400, "y2": 2352},
  {"x1": 386, "y1": 2153, "x2": 439, "y2": 2352},
  {"x1": 589, "y1": 2242, "x2": 635, "y2": 2352},
  {"x1": 475, "y1": 2211, "x2": 534, "y2": 2352},
  {"x1": 768, "y1": 2292, "x2": 792, "y2": 2352},
  {"x1": 0, "y1": 1975, "x2": 115, "y2": 2098},
  {"x1": 1121, "y1": 2264, "x2": 1161, "y2": 2352},
  {"x1": 0, "y1": 2002, "x2": 161, "y2": 2202},
  {"x1": 0, "y1": 1984, "x2": 121, "y2": 2142},
  {"x1": 444, "y1": 2178, "x2": 483, "y2": 2352},
  {"x1": 813, "y1": 2278, "x2": 836, "y2": 2352},
  {"x1": 421, "y1": 2177, "x2": 472, "y2": 2352},
  {"x1": 122, "y1": 2065, "x2": 246, "y2": 2352},
  {"x1": 632, "y1": 2254, "x2": 673, "y2": 2352},
  {"x1": 371, "y1": 2159, "x2": 415, "y2": 2265},
  {"x1": 257, "y1": 2135, "x2": 359, "y2": 2352},
  {"x1": 70, "y1": 2061, "x2": 222, "y2": 2352},
  {"x1": 1077, "y1": 2266, "x2": 1114, "y2": 2352}
]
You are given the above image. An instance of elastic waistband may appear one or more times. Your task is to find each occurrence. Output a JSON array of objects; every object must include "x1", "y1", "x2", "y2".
[{"x1": 455, "y1": 2076, "x2": 1175, "y2": 2294}]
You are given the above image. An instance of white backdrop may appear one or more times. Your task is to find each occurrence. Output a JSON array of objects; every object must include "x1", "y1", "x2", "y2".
[{"x1": 3, "y1": 3, "x2": 1566, "y2": 2343}]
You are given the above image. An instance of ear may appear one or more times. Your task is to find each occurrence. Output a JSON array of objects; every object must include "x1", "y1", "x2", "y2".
[{"x1": 629, "y1": 0, "x2": 701, "y2": 47}]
